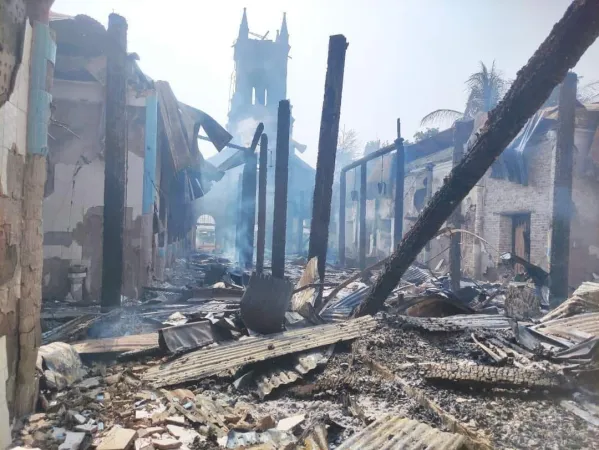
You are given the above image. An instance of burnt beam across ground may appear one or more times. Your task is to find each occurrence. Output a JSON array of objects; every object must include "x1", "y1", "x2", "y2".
[
  {"x1": 309, "y1": 35, "x2": 349, "y2": 281},
  {"x1": 272, "y1": 100, "x2": 291, "y2": 278},
  {"x1": 353, "y1": 0, "x2": 599, "y2": 318},
  {"x1": 256, "y1": 134, "x2": 268, "y2": 274},
  {"x1": 101, "y1": 14, "x2": 128, "y2": 309},
  {"x1": 550, "y1": 72, "x2": 578, "y2": 304}
]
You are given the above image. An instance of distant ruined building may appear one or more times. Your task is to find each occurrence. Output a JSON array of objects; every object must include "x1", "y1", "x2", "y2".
[{"x1": 197, "y1": 9, "x2": 315, "y2": 259}]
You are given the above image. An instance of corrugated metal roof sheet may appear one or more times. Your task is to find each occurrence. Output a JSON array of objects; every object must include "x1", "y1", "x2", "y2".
[
  {"x1": 533, "y1": 312, "x2": 599, "y2": 343},
  {"x1": 320, "y1": 287, "x2": 369, "y2": 322},
  {"x1": 401, "y1": 314, "x2": 510, "y2": 332},
  {"x1": 143, "y1": 316, "x2": 377, "y2": 387},
  {"x1": 336, "y1": 415, "x2": 468, "y2": 450},
  {"x1": 254, "y1": 345, "x2": 334, "y2": 398}
]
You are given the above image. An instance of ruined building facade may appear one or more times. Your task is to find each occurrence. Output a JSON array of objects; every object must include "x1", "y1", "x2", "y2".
[{"x1": 340, "y1": 99, "x2": 599, "y2": 291}]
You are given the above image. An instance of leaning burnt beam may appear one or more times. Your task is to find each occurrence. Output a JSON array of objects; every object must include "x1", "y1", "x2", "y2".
[{"x1": 353, "y1": 0, "x2": 599, "y2": 318}]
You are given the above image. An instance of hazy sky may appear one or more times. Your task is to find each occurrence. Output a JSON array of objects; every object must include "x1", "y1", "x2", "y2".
[{"x1": 53, "y1": 0, "x2": 599, "y2": 166}]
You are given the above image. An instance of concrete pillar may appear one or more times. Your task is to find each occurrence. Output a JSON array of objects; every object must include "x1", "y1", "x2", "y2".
[{"x1": 393, "y1": 118, "x2": 405, "y2": 248}]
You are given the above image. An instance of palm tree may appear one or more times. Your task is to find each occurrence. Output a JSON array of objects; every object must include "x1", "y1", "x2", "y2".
[{"x1": 421, "y1": 61, "x2": 508, "y2": 127}]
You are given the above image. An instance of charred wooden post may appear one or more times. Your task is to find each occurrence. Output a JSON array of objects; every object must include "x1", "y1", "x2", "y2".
[
  {"x1": 359, "y1": 162, "x2": 368, "y2": 270},
  {"x1": 239, "y1": 124, "x2": 264, "y2": 269},
  {"x1": 422, "y1": 163, "x2": 434, "y2": 263},
  {"x1": 353, "y1": 0, "x2": 599, "y2": 318},
  {"x1": 393, "y1": 119, "x2": 405, "y2": 247},
  {"x1": 550, "y1": 72, "x2": 578, "y2": 304},
  {"x1": 256, "y1": 134, "x2": 268, "y2": 273},
  {"x1": 449, "y1": 121, "x2": 470, "y2": 292},
  {"x1": 297, "y1": 190, "x2": 305, "y2": 254},
  {"x1": 101, "y1": 14, "x2": 128, "y2": 310},
  {"x1": 308, "y1": 35, "x2": 349, "y2": 280},
  {"x1": 240, "y1": 152, "x2": 258, "y2": 269},
  {"x1": 338, "y1": 170, "x2": 347, "y2": 266},
  {"x1": 272, "y1": 100, "x2": 291, "y2": 278},
  {"x1": 235, "y1": 172, "x2": 243, "y2": 265}
]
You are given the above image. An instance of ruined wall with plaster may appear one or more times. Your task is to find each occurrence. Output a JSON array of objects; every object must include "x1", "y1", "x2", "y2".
[
  {"x1": 0, "y1": 9, "x2": 31, "y2": 417},
  {"x1": 43, "y1": 81, "x2": 147, "y2": 300}
]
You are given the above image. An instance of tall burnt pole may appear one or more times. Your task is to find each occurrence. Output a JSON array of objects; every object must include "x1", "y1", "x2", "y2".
[
  {"x1": 272, "y1": 100, "x2": 291, "y2": 278},
  {"x1": 308, "y1": 35, "x2": 349, "y2": 281},
  {"x1": 101, "y1": 14, "x2": 128, "y2": 309},
  {"x1": 550, "y1": 72, "x2": 578, "y2": 304},
  {"x1": 256, "y1": 134, "x2": 268, "y2": 274},
  {"x1": 393, "y1": 119, "x2": 405, "y2": 247},
  {"x1": 358, "y1": 163, "x2": 367, "y2": 270},
  {"x1": 240, "y1": 124, "x2": 264, "y2": 269},
  {"x1": 449, "y1": 121, "x2": 469, "y2": 292},
  {"x1": 353, "y1": 0, "x2": 599, "y2": 318}
]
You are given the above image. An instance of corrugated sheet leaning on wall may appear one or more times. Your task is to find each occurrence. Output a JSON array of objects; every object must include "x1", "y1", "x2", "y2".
[{"x1": 143, "y1": 316, "x2": 377, "y2": 387}]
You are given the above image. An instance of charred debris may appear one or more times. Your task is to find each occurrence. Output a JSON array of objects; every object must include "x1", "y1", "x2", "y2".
[{"x1": 12, "y1": 1, "x2": 599, "y2": 450}]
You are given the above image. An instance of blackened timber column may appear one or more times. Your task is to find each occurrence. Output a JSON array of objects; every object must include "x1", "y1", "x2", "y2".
[
  {"x1": 272, "y1": 101, "x2": 291, "y2": 278},
  {"x1": 101, "y1": 14, "x2": 128, "y2": 309},
  {"x1": 338, "y1": 170, "x2": 347, "y2": 266},
  {"x1": 359, "y1": 162, "x2": 368, "y2": 270},
  {"x1": 308, "y1": 35, "x2": 349, "y2": 281},
  {"x1": 256, "y1": 134, "x2": 268, "y2": 273},
  {"x1": 550, "y1": 72, "x2": 577, "y2": 304},
  {"x1": 449, "y1": 121, "x2": 469, "y2": 292},
  {"x1": 393, "y1": 119, "x2": 405, "y2": 248}
]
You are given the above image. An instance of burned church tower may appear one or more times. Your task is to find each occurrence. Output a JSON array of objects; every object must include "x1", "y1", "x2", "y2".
[{"x1": 228, "y1": 8, "x2": 291, "y2": 145}]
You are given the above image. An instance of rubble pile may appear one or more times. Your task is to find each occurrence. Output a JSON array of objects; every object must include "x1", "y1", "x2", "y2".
[{"x1": 22, "y1": 253, "x2": 599, "y2": 449}]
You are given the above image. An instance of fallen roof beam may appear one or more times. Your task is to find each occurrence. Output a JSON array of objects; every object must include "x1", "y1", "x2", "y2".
[
  {"x1": 354, "y1": 0, "x2": 599, "y2": 317},
  {"x1": 143, "y1": 315, "x2": 377, "y2": 387}
]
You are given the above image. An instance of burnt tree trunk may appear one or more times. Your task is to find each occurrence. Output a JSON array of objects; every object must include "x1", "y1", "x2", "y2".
[
  {"x1": 550, "y1": 72, "x2": 578, "y2": 304},
  {"x1": 271, "y1": 100, "x2": 291, "y2": 278},
  {"x1": 354, "y1": 0, "x2": 599, "y2": 317},
  {"x1": 256, "y1": 134, "x2": 268, "y2": 274},
  {"x1": 101, "y1": 13, "x2": 128, "y2": 309},
  {"x1": 308, "y1": 35, "x2": 348, "y2": 281}
]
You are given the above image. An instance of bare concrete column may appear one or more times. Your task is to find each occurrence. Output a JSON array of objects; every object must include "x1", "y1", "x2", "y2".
[
  {"x1": 272, "y1": 100, "x2": 291, "y2": 278},
  {"x1": 101, "y1": 14, "x2": 128, "y2": 309},
  {"x1": 550, "y1": 72, "x2": 578, "y2": 304},
  {"x1": 308, "y1": 35, "x2": 349, "y2": 280}
]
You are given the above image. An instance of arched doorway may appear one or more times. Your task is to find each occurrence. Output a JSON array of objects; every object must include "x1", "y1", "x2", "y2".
[{"x1": 196, "y1": 214, "x2": 216, "y2": 252}]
